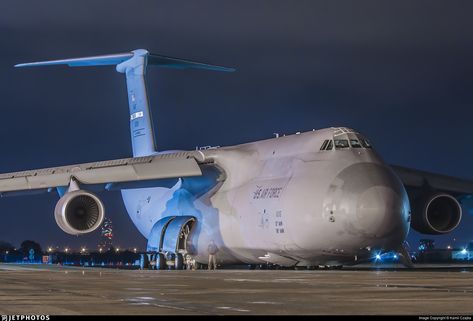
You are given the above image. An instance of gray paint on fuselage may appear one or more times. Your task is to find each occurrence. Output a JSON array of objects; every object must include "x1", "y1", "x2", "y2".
[{"x1": 122, "y1": 127, "x2": 410, "y2": 266}]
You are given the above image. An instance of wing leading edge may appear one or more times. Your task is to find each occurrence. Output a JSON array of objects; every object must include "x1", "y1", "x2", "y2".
[
  {"x1": 0, "y1": 152, "x2": 202, "y2": 195},
  {"x1": 391, "y1": 165, "x2": 473, "y2": 196}
]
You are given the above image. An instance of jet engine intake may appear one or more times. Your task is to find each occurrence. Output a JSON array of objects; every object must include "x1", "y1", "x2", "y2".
[
  {"x1": 411, "y1": 193, "x2": 462, "y2": 235},
  {"x1": 54, "y1": 190, "x2": 105, "y2": 235}
]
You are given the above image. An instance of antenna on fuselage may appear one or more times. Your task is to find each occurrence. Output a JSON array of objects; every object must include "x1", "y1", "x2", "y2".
[{"x1": 15, "y1": 49, "x2": 235, "y2": 157}]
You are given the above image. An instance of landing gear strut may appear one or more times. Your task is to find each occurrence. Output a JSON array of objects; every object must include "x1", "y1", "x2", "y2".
[
  {"x1": 175, "y1": 253, "x2": 184, "y2": 270},
  {"x1": 156, "y1": 253, "x2": 166, "y2": 270}
]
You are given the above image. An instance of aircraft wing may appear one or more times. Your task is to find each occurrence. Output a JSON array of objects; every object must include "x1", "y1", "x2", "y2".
[
  {"x1": 0, "y1": 152, "x2": 202, "y2": 196},
  {"x1": 390, "y1": 165, "x2": 473, "y2": 197}
]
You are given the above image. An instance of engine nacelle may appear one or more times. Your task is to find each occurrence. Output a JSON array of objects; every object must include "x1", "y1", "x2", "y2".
[
  {"x1": 411, "y1": 193, "x2": 462, "y2": 235},
  {"x1": 54, "y1": 190, "x2": 105, "y2": 235}
]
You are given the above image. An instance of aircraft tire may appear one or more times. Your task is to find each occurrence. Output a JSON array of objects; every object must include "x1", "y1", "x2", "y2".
[
  {"x1": 175, "y1": 253, "x2": 184, "y2": 270},
  {"x1": 156, "y1": 253, "x2": 166, "y2": 270}
]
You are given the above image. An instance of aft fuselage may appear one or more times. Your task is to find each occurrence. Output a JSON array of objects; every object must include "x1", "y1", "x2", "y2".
[{"x1": 121, "y1": 127, "x2": 410, "y2": 266}]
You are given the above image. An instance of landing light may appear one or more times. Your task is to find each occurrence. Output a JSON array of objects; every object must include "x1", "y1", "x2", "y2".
[
  {"x1": 461, "y1": 248, "x2": 468, "y2": 254},
  {"x1": 375, "y1": 254, "x2": 381, "y2": 260}
]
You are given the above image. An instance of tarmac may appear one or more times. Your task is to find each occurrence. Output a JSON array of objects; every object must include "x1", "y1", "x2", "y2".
[{"x1": 0, "y1": 263, "x2": 473, "y2": 315}]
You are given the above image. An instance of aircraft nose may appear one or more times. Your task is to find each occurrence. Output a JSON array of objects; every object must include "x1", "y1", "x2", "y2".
[
  {"x1": 324, "y1": 163, "x2": 410, "y2": 248},
  {"x1": 356, "y1": 185, "x2": 406, "y2": 239}
]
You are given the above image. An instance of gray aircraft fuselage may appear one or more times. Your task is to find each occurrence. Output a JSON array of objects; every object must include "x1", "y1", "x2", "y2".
[{"x1": 122, "y1": 127, "x2": 410, "y2": 266}]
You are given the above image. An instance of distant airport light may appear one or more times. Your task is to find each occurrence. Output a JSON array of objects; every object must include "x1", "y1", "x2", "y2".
[
  {"x1": 99, "y1": 248, "x2": 103, "y2": 253},
  {"x1": 81, "y1": 247, "x2": 86, "y2": 253},
  {"x1": 115, "y1": 248, "x2": 120, "y2": 253},
  {"x1": 133, "y1": 248, "x2": 137, "y2": 253},
  {"x1": 47, "y1": 247, "x2": 53, "y2": 253},
  {"x1": 64, "y1": 248, "x2": 69, "y2": 253},
  {"x1": 393, "y1": 254, "x2": 398, "y2": 259},
  {"x1": 447, "y1": 245, "x2": 452, "y2": 250},
  {"x1": 5, "y1": 251, "x2": 9, "y2": 255}
]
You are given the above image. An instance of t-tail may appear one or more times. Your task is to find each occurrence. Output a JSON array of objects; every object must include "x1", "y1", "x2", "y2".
[{"x1": 15, "y1": 49, "x2": 235, "y2": 157}]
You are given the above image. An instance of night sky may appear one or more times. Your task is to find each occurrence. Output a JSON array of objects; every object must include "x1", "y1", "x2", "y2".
[{"x1": 0, "y1": 1, "x2": 472, "y2": 252}]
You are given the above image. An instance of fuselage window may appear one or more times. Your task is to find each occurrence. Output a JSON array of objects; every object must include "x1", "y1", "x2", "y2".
[
  {"x1": 350, "y1": 139, "x2": 362, "y2": 148},
  {"x1": 334, "y1": 139, "x2": 349, "y2": 149},
  {"x1": 320, "y1": 140, "x2": 329, "y2": 150},
  {"x1": 326, "y1": 140, "x2": 333, "y2": 150},
  {"x1": 360, "y1": 139, "x2": 372, "y2": 149}
]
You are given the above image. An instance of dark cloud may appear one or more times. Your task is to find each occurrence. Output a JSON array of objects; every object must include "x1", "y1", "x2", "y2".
[{"x1": 0, "y1": 0, "x2": 472, "y2": 250}]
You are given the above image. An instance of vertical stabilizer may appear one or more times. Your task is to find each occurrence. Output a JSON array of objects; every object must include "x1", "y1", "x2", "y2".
[
  {"x1": 15, "y1": 49, "x2": 234, "y2": 157},
  {"x1": 116, "y1": 49, "x2": 156, "y2": 157}
]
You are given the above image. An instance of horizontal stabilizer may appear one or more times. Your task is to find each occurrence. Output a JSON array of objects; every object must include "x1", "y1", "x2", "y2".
[
  {"x1": 147, "y1": 54, "x2": 235, "y2": 72},
  {"x1": 15, "y1": 53, "x2": 134, "y2": 68},
  {"x1": 15, "y1": 49, "x2": 235, "y2": 72},
  {"x1": 14, "y1": 48, "x2": 235, "y2": 157}
]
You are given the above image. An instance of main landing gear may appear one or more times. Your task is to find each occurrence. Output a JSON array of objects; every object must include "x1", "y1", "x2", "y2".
[{"x1": 145, "y1": 215, "x2": 196, "y2": 270}]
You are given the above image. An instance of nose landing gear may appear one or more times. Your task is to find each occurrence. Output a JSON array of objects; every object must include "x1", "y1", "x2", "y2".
[{"x1": 397, "y1": 243, "x2": 414, "y2": 268}]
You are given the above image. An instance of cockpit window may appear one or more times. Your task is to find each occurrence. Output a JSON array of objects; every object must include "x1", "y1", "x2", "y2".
[
  {"x1": 334, "y1": 139, "x2": 349, "y2": 149},
  {"x1": 350, "y1": 139, "x2": 362, "y2": 148},
  {"x1": 320, "y1": 139, "x2": 334, "y2": 151},
  {"x1": 360, "y1": 139, "x2": 372, "y2": 149},
  {"x1": 326, "y1": 140, "x2": 333, "y2": 150},
  {"x1": 320, "y1": 140, "x2": 329, "y2": 150}
]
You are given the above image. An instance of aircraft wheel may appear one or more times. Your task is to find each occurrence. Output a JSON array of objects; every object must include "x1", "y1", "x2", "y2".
[
  {"x1": 147, "y1": 253, "x2": 155, "y2": 270},
  {"x1": 156, "y1": 253, "x2": 166, "y2": 270},
  {"x1": 140, "y1": 254, "x2": 149, "y2": 270},
  {"x1": 175, "y1": 253, "x2": 184, "y2": 270}
]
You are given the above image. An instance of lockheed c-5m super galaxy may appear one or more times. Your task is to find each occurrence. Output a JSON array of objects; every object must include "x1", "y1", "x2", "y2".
[{"x1": 2, "y1": 49, "x2": 471, "y2": 269}]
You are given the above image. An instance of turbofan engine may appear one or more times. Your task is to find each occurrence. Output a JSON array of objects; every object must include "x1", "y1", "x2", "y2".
[
  {"x1": 54, "y1": 190, "x2": 105, "y2": 235},
  {"x1": 411, "y1": 193, "x2": 462, "y2": 235}
]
